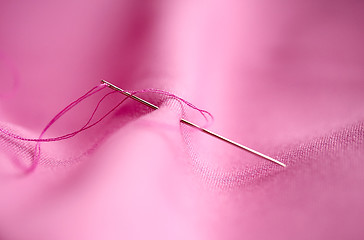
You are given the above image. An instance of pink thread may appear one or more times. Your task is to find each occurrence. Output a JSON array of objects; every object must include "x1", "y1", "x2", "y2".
[
  {"x1": 0, "y1": 82, "x2": 213, "y2": 173},
  {"x1": 129, "y1": 88, "x2": 214, "y2": 123}
]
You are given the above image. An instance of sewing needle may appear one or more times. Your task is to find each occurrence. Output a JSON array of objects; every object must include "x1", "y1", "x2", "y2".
[{"x1": 101, "y1": 80, "x2": 286, "y2": 167}]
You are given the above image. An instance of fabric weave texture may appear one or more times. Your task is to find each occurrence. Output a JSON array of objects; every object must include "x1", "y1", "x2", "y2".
[{"x1": 0, "y1": 0, "x2": 364, "y2": 239}]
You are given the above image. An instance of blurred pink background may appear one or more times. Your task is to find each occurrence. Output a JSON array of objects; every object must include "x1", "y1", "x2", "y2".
[{"x1": 0, "y1": 0, "x2": 364, "y2": 239}]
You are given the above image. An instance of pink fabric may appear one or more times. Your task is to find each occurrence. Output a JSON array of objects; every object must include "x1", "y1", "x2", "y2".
[{"x1": 1, "y1": 0, "x2": 364, "y2": 239}]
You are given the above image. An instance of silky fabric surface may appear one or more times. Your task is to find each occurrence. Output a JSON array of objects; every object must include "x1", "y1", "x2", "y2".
[{"x1": 1, "y1": 0, "x2": 364, "y2": 239}]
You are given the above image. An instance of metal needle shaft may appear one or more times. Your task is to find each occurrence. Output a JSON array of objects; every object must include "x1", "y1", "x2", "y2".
[{"x1": 101, "y1": 80, "x2": 286, "y2": 167}]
